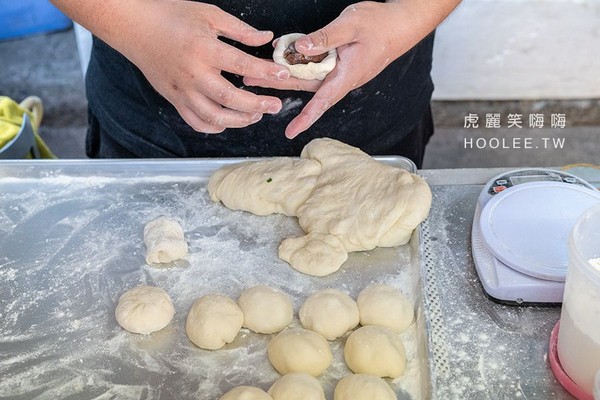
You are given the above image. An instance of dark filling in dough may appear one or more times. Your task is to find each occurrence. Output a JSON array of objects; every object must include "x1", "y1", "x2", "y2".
[{"x1": 283, "y1": 42, "x2": 328, "y2": 65}]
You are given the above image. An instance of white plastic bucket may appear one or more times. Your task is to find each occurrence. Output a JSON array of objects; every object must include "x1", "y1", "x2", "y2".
[{"x1": 558, "y1": 203, "x2": 600, "y2": 395}]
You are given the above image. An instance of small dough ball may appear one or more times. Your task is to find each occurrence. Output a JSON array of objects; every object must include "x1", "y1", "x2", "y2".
[
  {"x1": 219, "y1": 386, "x2": 272, "y2": 400},
  {"x1": 333, "y1": 374, "x2": 396, "y2": 400},
  {"x1": 272, "y1": 33, "x2": 337, "y2": 81},
  {"x1": 186, "y1": 294, "x2": 243, "y2": 350},
  {"x1": 143, "y1": 216, "x2": 188, "y2": 264},
  {"x1": 267, "y1": 328, "x2": 332, "y2": 376},
  {"x1": 299, "y1": 289, "x2": 359, "y2": 340},
  {"x1": 238, "y1": 285, "x2": 293, "y2": 334},
  {"x1": 357, "y1": 284, "x2": 414, "y2": 332},
  {"x1": 343, "y1": 325, "x2": 406, "y2": 378},
  {"x1": 268, "y1": 373, "x2": 325, "y2": 400},
  {"x1": 115, "y1": 285, "x2": 175, "y2": 334}
]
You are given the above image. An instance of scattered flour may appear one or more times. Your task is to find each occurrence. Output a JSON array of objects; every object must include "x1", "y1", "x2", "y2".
[
  {"x1": 0, "y1": 172, "x2": 425, "y2": 399},
  {"x1": 423, "y1": 185, "x2": 565, "y2": 399}
]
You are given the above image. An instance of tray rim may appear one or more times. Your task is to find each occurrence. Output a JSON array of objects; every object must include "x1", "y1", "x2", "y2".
[{"x1": 0, "y1": 156, "x2": 417, "y2": 175}]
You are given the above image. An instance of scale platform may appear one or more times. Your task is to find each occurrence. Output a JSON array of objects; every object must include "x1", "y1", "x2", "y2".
[{"x1": 472, "y1": 168, "x2": 600, "y2": 304}]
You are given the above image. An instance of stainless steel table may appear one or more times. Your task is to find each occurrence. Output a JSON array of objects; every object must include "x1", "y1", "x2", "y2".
[
  {"x1": 1, "y1": 162, "x2": 597, "y2": 399},
  {"x1": 420, "y1": 167, "x2": 600, "y2": 400}
]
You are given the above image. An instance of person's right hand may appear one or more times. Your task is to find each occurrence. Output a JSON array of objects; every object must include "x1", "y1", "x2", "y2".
[{"x1": 118, "y1": 1, "x2": 289, "y2": 133}]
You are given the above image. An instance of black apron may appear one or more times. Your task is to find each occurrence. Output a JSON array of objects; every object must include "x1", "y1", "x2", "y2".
[{"x1": 85, "y1": 0, "x2": 435, "y2": 166}]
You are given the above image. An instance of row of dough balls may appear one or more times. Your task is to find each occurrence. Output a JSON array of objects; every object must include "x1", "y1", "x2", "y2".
[
  {"x1": 191, "y1": 284, "x2": 414, "y2": 353},
  {"x1": 115, "y1": 284, "x2": 413, "y2": 392},
  {"x1": 220, "y1": 373, "x2": 396, "y2": 400},
  {"x1": 115, "y1": 283, "x2": 413, "y2": 343}
]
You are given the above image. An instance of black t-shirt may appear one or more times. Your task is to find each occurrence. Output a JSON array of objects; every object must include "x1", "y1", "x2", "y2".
[{"x1": 85, "y1": 0, "x2": 435, "y2": 158}]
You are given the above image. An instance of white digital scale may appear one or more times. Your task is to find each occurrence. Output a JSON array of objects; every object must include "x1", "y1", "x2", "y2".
[{"x1": 472, "y1": 168, "x2": 600, "y2": 304}]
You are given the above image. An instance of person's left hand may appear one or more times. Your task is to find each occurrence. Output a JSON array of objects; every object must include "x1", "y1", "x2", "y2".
[{"x1": 243, "y1": 1, "x2": 427, "y2": 138}]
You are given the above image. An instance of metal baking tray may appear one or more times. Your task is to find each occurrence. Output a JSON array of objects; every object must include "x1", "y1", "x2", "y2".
[{"x1": 0, "y1": 158, "x2": 429, "y2": 399}]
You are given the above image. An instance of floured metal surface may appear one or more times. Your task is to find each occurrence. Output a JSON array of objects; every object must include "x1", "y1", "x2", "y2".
[
  {"x1": 420, "y1": 180, "x2": 571, "y2": 399},
  {"x1": 0, "y1": 160, "x2": 427, "y2": 399}
]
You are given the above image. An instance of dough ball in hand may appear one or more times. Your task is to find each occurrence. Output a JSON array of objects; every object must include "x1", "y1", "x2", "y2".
[
  {"x1": 357, "y1": 284, "x2": 414, "y2": 332},
  {"x1": 343, "y1": 325, "x2": 406, "y2": 378},
  {"x1": 238, "y1": 285, "x2": 293, "y2": 334},
  {"x1": 272, "y1": 33, "x2": 337, "y2": 81},
  {"x1": 143, "y1": 216, "x2": 188, "y2": 264},
  {"x1": 299, "y1": 289, "x2": 359, "y2": 340},
  {"x1": 219, "y1": 386, "x2": 272, "y2": 400},
  {"x1": 333, "y1": 374, "x2": 396, "y2": 400},
  {"x1": 268, "y1": 373, "x2": 325, "y2": 400},
  {"x1": 186, "y1": 294, "x2": 243, "y2": 350},
  {"x1": 267, "y1": 328, "x2": 332, "y2": 376},
  {"x1": 115, "y1": 285, "x2": 175, "y2": 334}
]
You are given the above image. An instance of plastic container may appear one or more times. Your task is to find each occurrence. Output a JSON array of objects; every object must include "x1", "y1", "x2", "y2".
[
  {"x1": 0, "y1": 0, "x2": 71, "y2": 41},
  {"x1": 558, "y1": 203, "x2": 600, "y2": 395}
]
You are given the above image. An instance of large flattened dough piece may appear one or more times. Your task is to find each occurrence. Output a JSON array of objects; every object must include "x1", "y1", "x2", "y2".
[
  {"x1": 273, "y1": 33, "x2": 337, "y2": 81},
  {"x1": 208, "y1": 158, "x2": 321, "y2": 217},
  {"x1": 207, "y1": 138, "x2": 432, "y2": 276},
  {"x1": 297, "y1": 138, "x2": 432, "y2": 252}
]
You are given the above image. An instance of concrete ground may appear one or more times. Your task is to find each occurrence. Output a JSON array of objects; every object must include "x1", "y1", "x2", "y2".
[{"x1": 1, "y1": 29, "x2": 598, "y2": 168}]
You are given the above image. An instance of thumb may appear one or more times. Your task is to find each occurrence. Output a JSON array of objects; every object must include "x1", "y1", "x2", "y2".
[{"x1": 294, "y1": 20, "x2": 352, "y2": 55}]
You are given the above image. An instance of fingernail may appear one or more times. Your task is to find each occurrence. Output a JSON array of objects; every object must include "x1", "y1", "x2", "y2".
[
  {"x1": 251, "y1": 113, "x2": 263, "y2": 123},
  {"x1": 295, "y1": 37, "x2": 314, "y2": 52},
  {"x1": 276, "y1": 70, "x2": 290, "y2": 80},
  {"x1": 268, "y1": 103, "x2": 282, "y2": 114},
  {"x1": 286, "y1": 129, "x2": 299, "y2": 139}
]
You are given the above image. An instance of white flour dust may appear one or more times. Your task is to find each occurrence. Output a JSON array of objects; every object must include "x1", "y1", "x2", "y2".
[{"x1": 0, "y1": 174, "x2": 424, "y2": 399}]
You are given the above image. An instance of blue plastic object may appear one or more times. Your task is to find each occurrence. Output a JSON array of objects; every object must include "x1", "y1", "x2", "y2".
[{"x1": 0, "y1": 0, "x2": 72, "y2": 40}]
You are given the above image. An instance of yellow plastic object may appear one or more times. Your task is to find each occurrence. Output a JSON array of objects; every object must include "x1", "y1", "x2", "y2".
[{"x1": 0, "y1": 96, "x2": 56, "y2": 159}]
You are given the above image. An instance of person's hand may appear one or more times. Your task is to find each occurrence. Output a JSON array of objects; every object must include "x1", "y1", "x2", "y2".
[
  {"x1": 244, "y1": 0, "x2": 442, "y2": 138},
  {"x1": 119, "y1": 1, "x2": 290, "y2": 133}
]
